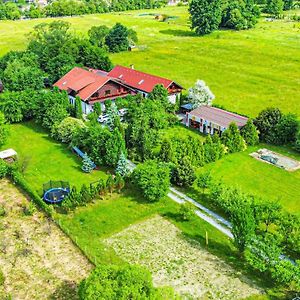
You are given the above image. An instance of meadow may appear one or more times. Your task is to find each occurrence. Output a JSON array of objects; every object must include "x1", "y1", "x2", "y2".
[
  {"x1": 186, "y1": 143, "x2": 300, "y2": 215},
  {"x1": 0, "y1": 122, "x2": 108, "y2": 193},
  {"x1": 0, "y1": 6, "x2": 299, "y2": 117}
]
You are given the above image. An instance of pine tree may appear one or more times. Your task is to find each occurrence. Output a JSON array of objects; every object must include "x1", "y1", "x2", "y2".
[
  {"x1": 81, "y1": 153, "x2": 94, "y2": 173},
  {"x1": 171, "y1": 156, "x2": 196, "y2": 187},
  {"x1": 159, "y1": 139, "x2": 174, "y2": 163},
  {"x1": 75, "y1": 96, "x2": 83, "y2": 119},
  {"x1": 106, "y1": 103, "x2": 120, "y2": 131},
  {"x1": 240, "y1": 119, "x2": 259, "y2": 146},
  {"x1": 221, "y1": 123, "x2": 246, "y2": 153},
  {"x1": 115, "y1": 152, "x2": 130, "y2": 177},
  {"x1": 93, "y1": 102, "x2": 102, "y2": 116}
]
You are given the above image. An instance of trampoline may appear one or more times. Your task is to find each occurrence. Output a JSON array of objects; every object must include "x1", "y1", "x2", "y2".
[{"x1": 43, "y1": 181, "x2": 70, "y2": 204}]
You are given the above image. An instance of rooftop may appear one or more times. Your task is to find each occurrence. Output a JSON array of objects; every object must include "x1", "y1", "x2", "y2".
[
  {"x1": 189, "y1": 106, "x2": 248, "y2": 128},
  {"x1": 108, "y1": 65, "x2": 181, "y2": 93}
]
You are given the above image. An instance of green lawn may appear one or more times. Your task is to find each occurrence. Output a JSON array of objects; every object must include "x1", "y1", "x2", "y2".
[
  {"x1": 188, "y1": 144, "x2": 300, "y2": 215},
  {"x1": 0, "y1": 7, "x2": 299, "y2": 117},
  {"x1": 0, "y1": 122, "x2": 108, "y2": 193}
]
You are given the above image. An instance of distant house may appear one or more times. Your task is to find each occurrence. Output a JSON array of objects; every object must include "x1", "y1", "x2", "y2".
[
  {"x1": 107, "y1": 65, "x2": 183, "y2": 104},
  {"x1": 53, "y1": 67, "x2": 136, "y2": 114},
  {"x1": 186, "y1": 106, "x2": 248, "y2": 135}
]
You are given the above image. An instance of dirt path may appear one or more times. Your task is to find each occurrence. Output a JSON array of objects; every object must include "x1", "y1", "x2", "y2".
[
  {"x1": 104, "y1": 215, "x2": 263, "y2": 300},
  {"x1": 0, "y1": 179, "x2": 92, "y2": 300}
]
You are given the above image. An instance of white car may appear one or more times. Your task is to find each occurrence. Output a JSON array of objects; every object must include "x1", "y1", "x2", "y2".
[
  {"x1": 118, "y1": 108, "x2": 128, "y2": 117},
  {"x1": 97, "y1": 114, "x2": 109, "y2": 123}
]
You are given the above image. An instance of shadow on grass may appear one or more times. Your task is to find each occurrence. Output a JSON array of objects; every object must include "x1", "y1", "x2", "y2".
[
  {"x1": 159, "y1": 29, "x2": 197, "y2": 37},
  {"x1": 163, "y1": 210, "x2": 277, "y2": 295},
  {"x1": 48, "y1": 280, "x2": 79, "y2": 300}
]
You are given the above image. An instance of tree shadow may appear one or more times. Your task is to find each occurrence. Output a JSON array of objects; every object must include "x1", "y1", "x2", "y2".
[
  {"x1": 179, "y1": 230, "x2": 275, "y2": 292},
  {"x1": 48, "y1": 280, "x2": 79, "y2": 300},
  {"x1": 159, "y1": 29, "x2": 197, "y2": 37}
]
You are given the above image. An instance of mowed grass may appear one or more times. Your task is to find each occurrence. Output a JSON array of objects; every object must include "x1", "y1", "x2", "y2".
[
  {"x1": 187, "y1": 144, "x2": 300, "y2": 215},
  {"x1": 0, "y1": 7, "x2": 299, "y2": 117},
  {"x1": 0, "y1": 122, "x2": 108, "y2": 193}
]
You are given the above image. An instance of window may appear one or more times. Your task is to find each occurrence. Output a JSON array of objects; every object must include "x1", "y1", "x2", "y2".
[
  {"x1": 138, "y1": 79, "x2": 144, "y2": 85},
  {"x1": 105, "y1": 90, "x2": 111, "y2": 95}
]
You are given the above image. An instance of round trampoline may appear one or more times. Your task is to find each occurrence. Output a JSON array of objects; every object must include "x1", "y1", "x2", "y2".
[{"x1": 43, "y1": 187, "x2": 70, "y2": 204}]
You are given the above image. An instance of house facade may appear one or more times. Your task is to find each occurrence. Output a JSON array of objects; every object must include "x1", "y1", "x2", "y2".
[
  {"x1": 54, "y1": 65, "x2": 183, "y2": 115},
  {"x1": 186, "y1": 106, "x2": 248, "y2": 135},
  {"x1": 53, "y1": 67, "x2": 135, "y2": 114}
]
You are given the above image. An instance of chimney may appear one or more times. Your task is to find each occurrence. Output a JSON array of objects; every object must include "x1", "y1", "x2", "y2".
[{"x1": 130, "y1": 64, "x2": 134, "y2": 70}]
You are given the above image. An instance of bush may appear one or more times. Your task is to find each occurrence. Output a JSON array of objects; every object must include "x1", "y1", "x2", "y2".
[
  {"x1": 171, "y1": 156, "x2": 196, "y2": 187},
  {"x1": 179, "y1": 202, "x2": 195, "y2": 221},
  {"x1": 51, "y1": 117, "x2": 85, "y2": 143},
  {"x1": 221, "y1": 122, "x2": 246, "y2": 153},
  {"x1": 0, "y1": 161, "x2": 8, "y2": 178},
  {"x1": 132, "y1": 160, "x2": 170, "y2": 202},
  {"x1": 240, "y1": 119, "x2": 259, "y2": 146},
  {"x1": 79, "y1": 264, "x2": 174, "y2": 300}
]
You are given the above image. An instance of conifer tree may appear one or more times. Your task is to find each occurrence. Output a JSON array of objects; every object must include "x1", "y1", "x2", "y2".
[
  {"x1": 82, "y1": 153, "x2": 94, "y2": 173},
  {"x1": 240, "y1": 119, "x2": 259, "y2": 146},
  {"x1": 75, "y1": 96, "x2": 83, "y2": 119},
  {"x1": 115, "y1": 152, "x2": 130, "y2": 177},
  {"x1": 221, "y1": 123, "x2": 246, "y2": 153}
]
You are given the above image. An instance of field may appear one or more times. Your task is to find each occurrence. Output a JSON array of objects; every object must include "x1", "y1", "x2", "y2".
[
  {"x1": 0, "y1": 179, "x2": 92, "y2": 299},
  {"x1": 0, "y1": 7, "x2": 300, "y2": 117},
  {"x1": 0, "y1": 122, "x2": 108, "y2": 193},
  {"x1": 104, "y1": 215, "x2": 262, "y2": 299}
]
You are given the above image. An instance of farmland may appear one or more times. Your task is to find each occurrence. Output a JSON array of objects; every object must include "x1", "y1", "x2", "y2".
[
  {"x1": 0, "y1": 6, "x2": 299, "y2": 117},
  {"x1": 0, "y1": 179, "x2": 92, "y2": 299}
]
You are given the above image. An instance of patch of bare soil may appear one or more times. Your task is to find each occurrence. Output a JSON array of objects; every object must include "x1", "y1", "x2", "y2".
[
  {"x1": 104, "y1": 215, "x2": 263, "y2": 300},
  {"x1": 0, "y1": 179, "x2": 92, "y2": 300}
]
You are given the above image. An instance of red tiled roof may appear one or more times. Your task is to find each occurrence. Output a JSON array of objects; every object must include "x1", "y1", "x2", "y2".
[
  {"x1": 108, "y1": 65, "x2": 179, "y2": 93},
  {"x1": 189, "y1": 106, "x2": 248, "y2": 128},
  {"x1": 54, "y1": 67, "x2": 114, "y2": 101}
]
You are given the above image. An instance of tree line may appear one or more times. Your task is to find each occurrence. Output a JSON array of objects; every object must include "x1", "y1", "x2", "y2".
[
  {"x1": 0, "y1": 0, "x2": 166, "y2": 20},
  {"x1": 189, "y1": 0, "x2": 298, "y2": 35}
]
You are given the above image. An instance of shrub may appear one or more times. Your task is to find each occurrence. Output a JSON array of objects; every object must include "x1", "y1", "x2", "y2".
[
  {"x1": 133, "y1": 160, "x2": 170, "y2": 202},
  {"x1": 0, "y1": 161, "x2": 8, "y2": 178},
  {"x1": 179, "y1": 202, "x2": 195, "y2": 221},
  {"x1": 240, "y1": 119, "x2": 259, "y2": 146},
  {"x1": 171, "y1": 156, "x2": 196, "y2": 187},
  {"x1": 221, "y1": 122, "x2": 246, "y2": 153},
  {"x1": 79, "y1": 264, "x2": 172, "y2": 300},
  {"x1": 51, "y1": 117, "x2": 85, "y2": 143}
]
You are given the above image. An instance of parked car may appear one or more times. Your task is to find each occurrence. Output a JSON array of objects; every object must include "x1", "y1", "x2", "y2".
[
  {"x1": 97, "y1": 114, "x2": 109, "y2": 123},
  {"x1": 118, "y1": 108, "x2": 128, "y2": 117}
]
